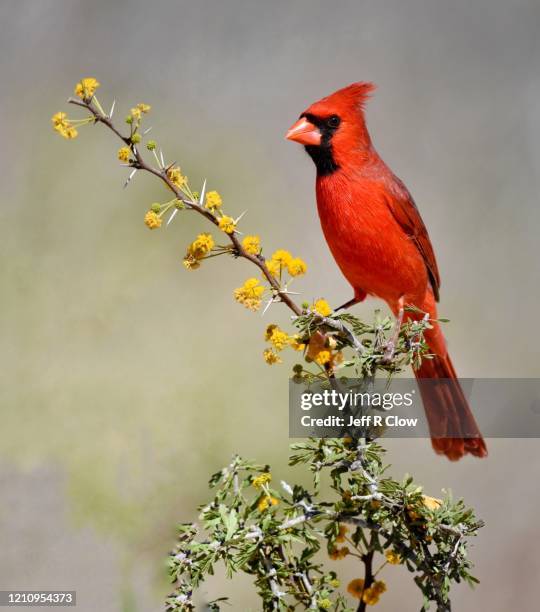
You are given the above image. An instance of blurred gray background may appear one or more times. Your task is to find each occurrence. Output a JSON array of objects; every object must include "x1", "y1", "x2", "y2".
[{"x1": 1, "y1": 0, "x2": 540, "y2": 610}]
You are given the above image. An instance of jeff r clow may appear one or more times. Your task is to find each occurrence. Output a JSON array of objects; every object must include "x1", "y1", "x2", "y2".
[{"x1": 301, "y1": 415, "x2": 418, "y2": 427}]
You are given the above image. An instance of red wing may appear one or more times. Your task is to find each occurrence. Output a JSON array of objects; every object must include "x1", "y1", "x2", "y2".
[{"x1": 385, "y1": 180, "x2": 441, "y2": 301}]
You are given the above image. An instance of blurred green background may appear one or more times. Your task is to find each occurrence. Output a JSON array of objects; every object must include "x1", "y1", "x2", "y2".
[{"x1": 1, "y1": 0, "x2": 540, "y2": 610}]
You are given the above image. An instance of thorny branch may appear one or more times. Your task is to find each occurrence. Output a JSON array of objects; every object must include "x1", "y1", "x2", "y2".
[{"x1": 69, "y1": 95, "x2": 303, "y2": 317}]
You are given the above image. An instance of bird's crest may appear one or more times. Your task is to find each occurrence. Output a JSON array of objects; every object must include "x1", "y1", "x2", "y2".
[
  {"x1": 305, "y1": 82, "x2": 376, "y2": 118},
  {"x1": 333, "y1": 82, "x2": 376, "y2": 110}
]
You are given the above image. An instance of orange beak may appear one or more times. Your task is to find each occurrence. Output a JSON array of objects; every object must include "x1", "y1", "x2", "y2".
[{"x1": 285, "y1": 117, "x2": 321, "y2": 146}]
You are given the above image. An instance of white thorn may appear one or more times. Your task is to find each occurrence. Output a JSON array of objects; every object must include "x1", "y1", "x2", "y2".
[
  {"x1": 159, "y1": 150, "x2": 165, "y2": 167},
  {"x1": 123, "y1": 168, "x2": 137, "y2": 188},
  {"x1": 262, "y1": 297, "x2": 276, "y2": 316},
  {"x1": 109, "y1": 99, "x2": 116, "y2": 119},
  {"x1": 167, "y1": 208, "x2": 179, "y2": 226},
  {"x1": 199, "y1": 179, "x2": 207, "y2": 206},
  {"x1": 281, "y1": 480, "x2": 293, "y2": 496},
  {"x1": 234, "y1": 210, "x2": 247, "y2": 223},
  {"x1": 142, "y1": 126, "x2": 152, "y2": 135}
]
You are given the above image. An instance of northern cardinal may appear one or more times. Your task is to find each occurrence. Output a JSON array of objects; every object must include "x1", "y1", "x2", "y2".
[{"x1": 286, "y1": 82, "x2": 487, "y2": 460}]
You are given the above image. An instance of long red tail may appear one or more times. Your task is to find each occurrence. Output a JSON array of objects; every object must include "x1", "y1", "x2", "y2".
[{"x1": 415, "y1": 347, "x2": 487, "y2": 460}]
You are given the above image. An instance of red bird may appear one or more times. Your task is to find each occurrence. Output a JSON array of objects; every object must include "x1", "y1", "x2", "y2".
[{"x1": 286, "y1": 82, "x2": 487, "y2": 460}]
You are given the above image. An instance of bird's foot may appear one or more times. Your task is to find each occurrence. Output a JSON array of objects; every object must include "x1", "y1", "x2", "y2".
[
  {"x1": 336, "y1": 297, "x2": 359, "y2": 312},
  {"x1": 335, "y1": 289, "x2": 367, "y2": 312}
]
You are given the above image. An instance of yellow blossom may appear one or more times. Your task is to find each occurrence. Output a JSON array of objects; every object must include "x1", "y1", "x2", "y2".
[
  {"x1": 329, "y1": 546, "x2": 349, "y2": 560},
  {"x1": 133, "y1": 103, "x2": 151, "y2": 118},
  {"x1": 263, "y1": 348, "x2": 282, "y2": 365},
  {"x1": 318, "y1": 599, "x2": 332, "y2": 610},
  {"x1": 315, "y1": 350, "x2": 332, "y2": 366},
  {"x1": 336, "y1": 524, "x2": 348, "y2": 543},
  {"x1": 234, "y1": 278, "x2": 265, "y2": 311},
  {"x1": 117, "y1": 147, "x2": 131, "y2": 162},
  {"x1": 257, "y1": 495, "x2": 279, "y2": 512},
  {"x1": 205, "y1": 190, "x2": 223, "y2": 210},
  {"x1": 266, "y1": 259, "x2": 281, "y2": 277},
  {"x1": 385, "y1": 550, "x2": 401, "y2": 565},
  {"x1": 290, "y1": 335, "x2": 306, "y2": 352},
  {"x1": 329, "y1": 579, "x2": 340, "y2": 588},
  {"x1": 265, "y1": 324, "x2": 290, "y2": 351},
  {"x1": 252, "y1": 473, "x2": 271, "y2": 489},
  {"x1": 347, "y1": 578, "x2": 365, "y2": 599},
  {"x1": 271, "y1": 249, "x2": 292, "y2": 266},
  {"x1": 372, "y1": 581, "x2": 386, "y2": 594},
  {"x1": 313, "y1": 298, "x2": 332, "y2": 317},
  {"x1": 188, "y1": 233, "x2": 215, "y2": 259},
  {"x1": 183, "y1": 254, "x2": 201, "y2": 270},
  {"x1": 362, "y1": 587, "x2": 380, "y2": 606},
  {"x1": 167, "y1": 166, "x2": 187, "y2": 189},
  {"x1": 51, "y1": 112, "x2": 67, "y2": 127},
  {"x1": 242, "y1": 235, "x2": 261, "y2": 255},
  {"x1": 144, "y1": 210, "x2": 162, "y2": 229},
  {"x1": 218, "y1": 215, "x2": 236, "y2": 234},
  {"x1": 74, "y1": 77, "x2": 100, "y2": 99},
  {"x1": 287, "y1": 257, "x2": 307, "y2": 277},
  {"x1": 51, "y1": 112, "x2": 78, "y2": 139}
]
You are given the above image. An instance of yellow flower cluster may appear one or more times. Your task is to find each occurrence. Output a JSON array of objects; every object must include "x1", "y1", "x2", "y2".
[
  {"x1": 290, "y1": 335, "x2": 306, "y2": 352},
  {"x1": 263, "y1": 348, "x2": 281, "y2": 365},
  {"x1": 130, "y1": 103, "x2": 151, "y2": 120},
  {"x1": 266, "y1": 249, "x2": 307, "y2": 278},
  {"x1": 347, "y1": 579, "x2": 386, "y2": 605},
  {"x1": 204, "y1": 190, "x2": 222, "y2": 210},
  {"x1": 262, "y1": 324, "x2": 306, "y2": 366},
  {"x1": 144, "y1": 210, "x2": 162, "y2": 229},
  {"x1": 329, "y1": 546, "x2": 349, "y2": 560},
  {"x1": 257, "y1": 496, "x2": 279, "y2": 512},
  {"x1": 234, "y1": 278, "x2": 265, "y2": 311},
  {"x1": 167, "y1": 166, "x2": 187, "y2": 189},
  {"x1": 288, "y1": 257, "x2": 307, "y2": 276},
  {"x1": 218, "y1": 215, "x2": 236, "y2": 234},
  {"x1": 252, "y1": 473, "x2": 271, "y2": 489},
  {"x1": 189, "y1": 233, "x2": 215, "y2": 259},
  {"x1": 117, "y1": 147, "x2": 131, "y2": 162},
  {"x1": 347, "y1": 579, "x2": 365, "y2": 598},
  {"x1": 385, "y1": 549, "x2": 401, "y2": 565},
  {"x1": 312, "y1": 298, "x2": 332, "y2": 316},
  {"x1": 317, "y1": 599, "x2": 332, "y2": 610},
  {"x1": 242, "y1": 235, "x2": 261, "y2": 256},
  {"x1": 315, "y1": 350, "x2": 332, "y2": 365},
  {"x1": 51, "y1": 112, "x2": 78, "y2": 139},
  {"x1": 363, "y1": 581, "x2": 387, "y2": 606},
  {"x1": 74, "y1": 77, "x2": 100, "y2": 99},
  {"x1": 265, "y1": 324, "x2": 290, "y2": 351},
  {"x1": 182, "y1": 233, "x2": 215, "y2": 270}
]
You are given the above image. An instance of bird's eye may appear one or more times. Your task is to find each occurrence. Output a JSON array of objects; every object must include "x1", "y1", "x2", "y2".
[{"x1": 327, "y1": 115, "x2": 341, "y2": 128}]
